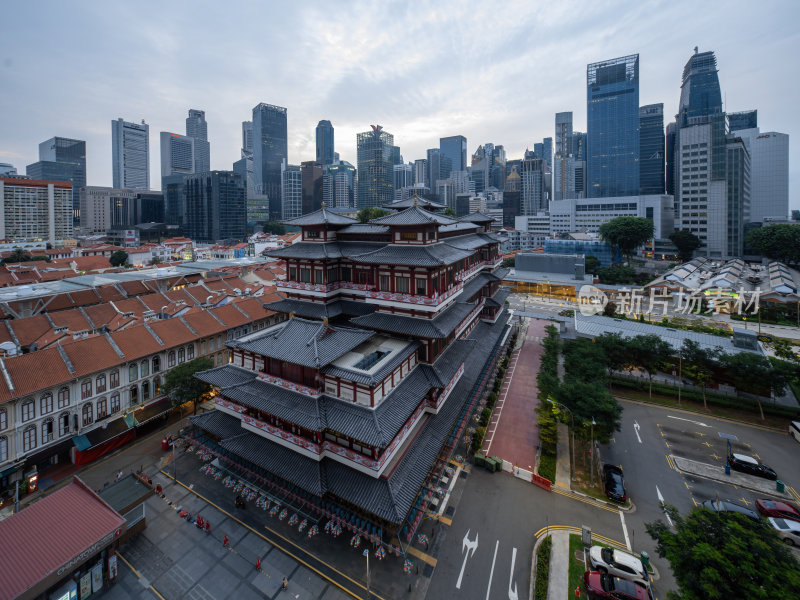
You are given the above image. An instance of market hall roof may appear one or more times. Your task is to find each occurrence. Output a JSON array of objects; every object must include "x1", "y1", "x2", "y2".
[
  {"x1": 351, "y1": 243, "x2": 473, "y2": 267},
  {"x1": 229, "y1": 317, "x2": 375, "y2": 369},
  {"x1": 369, "y1": 206, "x2": 457, "y2": 226},
  {"x1": 0, "y1": 477, "x2": 126, "y2": 600},
  {"x1": 282, "y1": 206, "x2": 359, "y2": 226}
]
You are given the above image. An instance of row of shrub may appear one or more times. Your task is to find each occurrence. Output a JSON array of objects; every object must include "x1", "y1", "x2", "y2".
[
  {"x1": 534, "y1": 535, "x2": 552, "y2": 600},
  {"x1": 536, "y1": 325, "x2": 561, "y2": 481}
]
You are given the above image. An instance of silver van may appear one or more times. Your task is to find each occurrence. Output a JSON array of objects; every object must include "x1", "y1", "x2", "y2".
[{"x1": 790, "y1": 421, "x2": 800, "y2": 443}]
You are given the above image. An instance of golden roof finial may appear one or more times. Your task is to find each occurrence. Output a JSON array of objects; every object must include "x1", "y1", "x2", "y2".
[
  {"x1": 322, "y1": 316, "x2": 329, "y2": 327},
  {"x1": 321, "y1": 201, "x2": 326, "y2": 210}
]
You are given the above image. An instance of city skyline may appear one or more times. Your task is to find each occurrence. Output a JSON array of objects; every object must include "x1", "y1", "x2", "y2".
[{"x1": 0, "y1": 1, "x2": 797, "y2": 209}]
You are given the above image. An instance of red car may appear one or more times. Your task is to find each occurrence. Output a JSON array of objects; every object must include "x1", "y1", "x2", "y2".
[
  {"x1": 584, "y1": 571, "x2": 651, "y2": 600},
  {"x1": 755, "y1": 499, "x2": 800, "y2": 522}
]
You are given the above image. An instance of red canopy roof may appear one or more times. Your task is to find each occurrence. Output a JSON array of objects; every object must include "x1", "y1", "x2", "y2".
[{"x1": 0, "y1": 477, "x2": 126, "y2": 599}]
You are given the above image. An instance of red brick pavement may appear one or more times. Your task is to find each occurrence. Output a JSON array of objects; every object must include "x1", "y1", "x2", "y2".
[{"x1": 482, "y1": 318, "x2": 546, "y2": 471}]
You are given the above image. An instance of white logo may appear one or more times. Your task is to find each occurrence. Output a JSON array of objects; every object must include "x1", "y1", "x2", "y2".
[{"x1": 577, "y1": 285, "x2": 608, "y2": 316}]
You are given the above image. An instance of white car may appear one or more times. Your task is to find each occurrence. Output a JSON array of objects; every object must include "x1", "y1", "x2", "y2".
[
  {"x1": 588, "y1": 546, "x2": 648, "y2": 583},
  {"x1": 769, "y1": 517, "x2": 800, "y2": 546}
]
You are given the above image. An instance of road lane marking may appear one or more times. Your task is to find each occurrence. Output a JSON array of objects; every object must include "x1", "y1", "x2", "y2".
[
  {"x1": 485, "y1": 540, "x2": 499, "y2": 600},
  {"x1": 633, "y1": 421, "x2": 642, "y2": 443},
  {"x1": 619, "y1": 510, "x2": 631, "y2": 551},
  {"x1": 656, "y1": 486, "x2": 674, "y2": 527},
  {"x1": 551, "y1": 487, "x2": 619, "y2": 513},
  {"x1": 508, "y1": 547, "x2": 518, "y2": 600},
  {"x1": 667, "y1": 415, "x2": 711, "y2": 427},
  {"x1": 665, "y1": 455, "x2": 675, "y2": 470},
  {"x1": 456, "y1": 529, "x2": 478, "y2": 589}
]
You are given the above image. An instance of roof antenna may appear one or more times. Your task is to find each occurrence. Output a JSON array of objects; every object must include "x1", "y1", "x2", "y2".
[{"x1": 694, "y1": 46, "x2": 698, "y2": 54}]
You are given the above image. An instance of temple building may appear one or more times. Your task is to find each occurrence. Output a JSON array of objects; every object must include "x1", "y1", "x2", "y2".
[{"x1": 190, "y1": 203, "x2": 510, "y2": 545}]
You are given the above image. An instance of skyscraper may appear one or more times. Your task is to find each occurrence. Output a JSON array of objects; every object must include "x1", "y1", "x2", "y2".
[
  {"x1": 186, "y1": 109, "x2": 210, "y2": 173},
  {"x1": 440, "y1": 135, "x2": 467, "y2": 178},
  {"x1": 281, "y1": 161, "x2": 302, "y2": 220},
  {"x1": 301, "y1": 161, "x2": 323, "y2": 215},
  {"x1": 520, "y1": 153, "x2": 547, "y2": 215},
  {"x1": 322, "y1": 161, "x2": 356, "y2": 209},
  {"x1": 252, "y1": 103, "x2": 288, "y2": 220},
  {"x1": 554, "y1": 113, "x2": 573, "y2": 202},
  {"x1": 26, "y1": 136, "x2": 86, "y2": 223},
  {"x1": 665, "y1": 122, "x2": 676, "y2": 197},
  {"x1": 555, "y1": 113, "x2": 573, "y2": 157},
  {"x1": 112, "y1": 118, "x2": 150, "y2": 190},
  {"x1": 587, "y1": 54, "x2": 640, "y2": 197},
  {"x1": 316, "y1": 120, "x2": 335, "y2": 166},
  {"x1": 356, "y1": 125, "x2": 395, "y2": 209},
  {"x1": 183, "y1": 171, "x2": 246, "y2": 242},
  {"x1": 239, "y1": 121, "x2": 255, "y2": 197},
  {"x1": 426, "y1": 149, "x2": 441, "y2": 191},
  {"x1": 639, "y1": 104, "x2": 665, "y2": 195},
  {"x1": 728, "y1": 110, "x2": 757, "y2": 132},
  {"x1": 159, "y1": 132, "x2": 195, "y2": 177}
]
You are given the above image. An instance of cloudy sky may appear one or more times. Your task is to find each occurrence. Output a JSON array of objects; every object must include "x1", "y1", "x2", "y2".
[{"x1": 1, "y1": 0, "x2": 798, "y2": 208}]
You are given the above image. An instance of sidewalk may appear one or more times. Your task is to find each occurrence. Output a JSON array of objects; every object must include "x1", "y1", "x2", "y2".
[
  {"x1": 554, "y1": 423, "x2": 571, "y2": 490},
  {"x1": 546, "y1": 531, "x2": 570, "y2": 600}
]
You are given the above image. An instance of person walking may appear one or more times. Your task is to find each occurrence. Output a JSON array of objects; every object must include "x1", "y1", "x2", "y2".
[{"x1": 281, "y1": 577, "x2": 288, "y2": 591}]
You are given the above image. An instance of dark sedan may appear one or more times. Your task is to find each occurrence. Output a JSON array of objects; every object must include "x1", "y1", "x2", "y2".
[
  {"x1": 603, "y1": 464, "x2": 626, "y2": 503},
  {"x1": 702, "y1": 499, "x2": 760, "y2": 521},
  {"x1": 727, "y1": 453, "x2": 777, "y2": 480}
]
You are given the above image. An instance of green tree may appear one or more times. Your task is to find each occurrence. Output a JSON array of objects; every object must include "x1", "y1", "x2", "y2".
[
  {"x1": 772, "y1": 338, "x2": 800, "y2": 363},
  {"x1": 563, "y1": 339, "x2": 608, "y2": 384},
  {"x1": 162, "y1": 356, "x2": 215, "y2": 415},
  {"x1": 745, "y1": 223, "x2": 800, "y2": 266},
  {"x1": 680, "y1": 340, "x2": 719, "y2": 410},
  {"x1": 595, "y1": 265, "x2": 638, "y2": 285},
  {"x1": 669, "y1": 229, "x2": 702, "y2": 263},
  {"x1": 553, "y1": 379, "x2": 621, "y2": 443},
  {"x1": 356, "y1": 207, "x2": 390, "y2": 223},
  {"x1": 149, "y1": 256, "x2": 163, "y2": 266},
  {"x1": 646, "y1": 505, "x2": 800, "y2": 600},
  {"x1": 595, "y1": 332, "x2": 632, "y2": 386},
  {"x1": 598, "y1": 216, "x2": 655, "y2": 264},
  {"x1": 443, "y1": 207, "x2": 456, "y2": 217},
  {"x1": 263, "y1": 221, "x2": 286, "y2": 235},
  {"x1": 602, "y1": 300, "x2": 618, "y2": 317},
  {"x1": 584, "y1": 255, "x2": 600, "y2": 274},
  {"x1": 628, "y1": 334, "x2": 674, "y2": 398},
  {"x1": 719, "y1": 351, "x2": 788, "y2": 420},
  {"x1": 109, "y1": 250, "x2": 128, "y2": 267},
  {"x1": 501, "y1": 256, "x2": 515, "y2": 268}
]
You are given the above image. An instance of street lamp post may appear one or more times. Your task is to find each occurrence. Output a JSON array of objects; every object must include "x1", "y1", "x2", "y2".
[
  {"x1": 590, "y1": 417, "x2": 596, "y2": 488},
  {"x1": 546, "y1": 398, "x2": 575, "y2": 481}
]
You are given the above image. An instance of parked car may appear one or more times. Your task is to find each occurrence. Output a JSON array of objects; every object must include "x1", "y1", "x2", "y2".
[
  {"x1": 588, "y1": 546, "x2": 648, "y2": 583},
  {"x1": 584, "y1": 571, "x2": 651, "y2": 600},
  {"x1": 702, "y1": 499, "x2": 760, "y2": 521},
  {"x1": 603, "y1": 464, "x2": 627, "y2": 503},
  {"x1": 727, "y1": 453, "x2": 777, "y2": 480},
  {"x1": 767, "y1": 517, "x2": 800, "y2": 546},
  {"x1": 755, "y1": 499, "x2": 800, "y2": 522},
  {"x1": 790, "y1": 421, "x2": 800, "y2": 443}
]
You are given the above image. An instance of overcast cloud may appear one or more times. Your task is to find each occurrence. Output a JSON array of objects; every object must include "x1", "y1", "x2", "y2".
[{"x1": 0, "y1": 0, "x2": 797, "y2": 209}]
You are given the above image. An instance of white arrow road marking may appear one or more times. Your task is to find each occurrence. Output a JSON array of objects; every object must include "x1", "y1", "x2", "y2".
[
  {"x1": 668, "y1": 415, "x2": 711, "y2": 428},
  {"x1": 656, "y1": 486, "x2": 674, "y2": 527},
  {"x1": 619, "y1": 510, "x2": 631, "y2": 551},
  {"x1": 485, "y1": 540, "x2": 498, "y2": 600},
  {"x1": 456, "y1": 529, "x2": 479, "y2": 589},
  {"x1": 633, "y1": 421, "x2": 642, "y2": 444},
  {"x1": 508, "y1": 547, "x2": 518, "y2": 600}
]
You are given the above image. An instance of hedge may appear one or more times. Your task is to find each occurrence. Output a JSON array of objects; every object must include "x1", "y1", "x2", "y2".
[
  {"x1": 534, "y1": 536, "x2": 552, "y2": 600},
  {"x1": 538, "y1": 450, "x2": 556, "y2": 482}
]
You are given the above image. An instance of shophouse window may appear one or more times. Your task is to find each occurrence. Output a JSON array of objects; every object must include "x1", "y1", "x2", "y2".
[
  {"x1": 81, "y1": 380, "x2": 92, "y2": 400},
  {"x1": 129, "y1": 363, "x2": 138, "y2": 382},
  {"x1": 82, "y1": 404, "x2": 93, "y2": 427},
  {"x1": 23, "y1": 426, "x2": 36, "y2": 452},
  {"x1": 142, "y1": 381, "x2": 150, "y2": 401},
  {"x1": 0, "y1": 408, "x2": 7, "y2": 431},
  {"x1": 0, "y1": 437, "x2": 7, "y2": 462},
  {"x1": 110, "y1": 370, "x2": 120, "y2": 388},
  {"x1": 95, "y1": 375, "x2": 106, "y2": 393},
  {"x1": 178, "y1": 348, "x2": 186, "y2": 363},
  {"x1": 187, "y1": 345, "x2": 195, "y2": 360},
  {"x1": 59, "y1": 413, "x2": 70, "y2": 437},
  {"x1": 21, "y1": 398, "x2": 35, "y2": 422},
  {"x1": 41, "y1": 393, "x2": 53, "y2": 415},
  {"x1": 97, "y1": 397, "x2": 107, "y2": 419},
  {"x1": 152, "y1": 356, "x2": 161, "y2": 372},
  {"x1": 140, "y1": 360, "x2": 149, "y2": 377},
  {"x1": 168, "y1": 351, "x2": 176, "y2": 367},
  {"x1": 110, "y1": 394, "x2": 120, "y2": 414},
  {"x1": 42, "y1": 418, "x2": 53, "y2": 443}
]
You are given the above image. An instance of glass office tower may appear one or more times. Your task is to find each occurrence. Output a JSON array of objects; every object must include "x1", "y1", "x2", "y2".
[
  {"x1": 639, "y1": 104, "x2": 665, "y2": 195},
  {"x1": 315, "y1": 120, "x2": 335, "y2": 166},
  {"x1": 27, "y1": 137, "x2": 86, "y2": 224},
  {"x1": 356, "y1": 126, "x2": 395, "y2": 209},
  {"x1": 587, "y1": 54, "x2": 639, "y2": 198},
  {"x1": 678, "y1": 50, "x2": 723, "y2": 126},
  {"x1": 252, "y1": 103, "x2": 288, "y2": 221},
  {"x1": 439, "y1": 135, "x2": 467, "y2": 179}
]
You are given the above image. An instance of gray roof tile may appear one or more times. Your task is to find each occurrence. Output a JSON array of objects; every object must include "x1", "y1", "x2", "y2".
[
  {"x1": 370, "y1": 206, "x2": 456, "y2": 226},
  {"x1": 282, "y1": 207, "x2": 358, "y2": 226},
  {"x1": 352, "y1": 243, "x2": 473, "y2": 267},
  {"x1": 351, "y1": 302, "x2": 477, "y2": 339}
]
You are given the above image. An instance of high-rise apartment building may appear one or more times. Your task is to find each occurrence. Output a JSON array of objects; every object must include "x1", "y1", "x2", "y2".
[
  {"x1": 301, "y1": 161, "x2": 323, "y2": 215},
  {"x1": 160, "y1": 132, "x2": 195, "y2": 178},
  {"x1": 587, "y1": 54, "x2": 640, "y2": 197},
  {"x1": 183, "y1": 171, "x2": 246, "y2": 242},
  {"x1": 356, "y1": 125, "x2": 395, "y2": 209},
  {"x1": 639, "y1": 104, "x2": 665, "y2": 195},
  {"x1": 281, "y1": 161, "x2": 302, "y2": 220},
  {"x1": 252, "y1": 103, "x2": 288, "y2": 220},
  {"x1": 316, "y1": 120, "x2": 335, "y2": 166},
  {"x1": 112, "y1": 118, "x2": 150, "y2": 190},
  {"x1": 440, "y1": 135, "x2": 467, "y2": 178},
  {"x1": 0, "y1": 178, "x2": 73, "y2": 245},
  {"x1": 322, "y1": 161, "x2": 356, "y2": 209},
  {"x1": 186, "y1": 109, "x2": 210, "y2": 173},
  {"x1": 26, "y1": 137, "x2": 86, "y2": 224}
]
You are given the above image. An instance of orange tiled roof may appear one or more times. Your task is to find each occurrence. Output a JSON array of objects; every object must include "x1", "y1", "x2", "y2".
[{"x1": 0, "y1": 346, "x2": 72, "y2": 403}]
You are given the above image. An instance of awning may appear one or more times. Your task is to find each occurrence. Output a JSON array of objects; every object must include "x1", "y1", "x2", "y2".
[
  {"x1": 123, "y1": 413, "x2": 138, "y2": 428},
  {"x1": 0, "y1": 465, "x2": 20, "y2": 478},
  {"x1": 72, "y1": 435, "x2": 91, "y2": 451},
  {"x1": 133, "y1": 398, "x2": 172, "y2": 427}
]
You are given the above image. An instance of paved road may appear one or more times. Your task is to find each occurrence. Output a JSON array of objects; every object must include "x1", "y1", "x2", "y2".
[
  {"x1": 483, "y1": 319, "x2": 546, "y2": 470},
  {"x1": 601, "y1": 400, "x2": 800, "y2": 597},
  {"x1": 426, "y1": 468, "x2": 629, "y2": 600}
]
